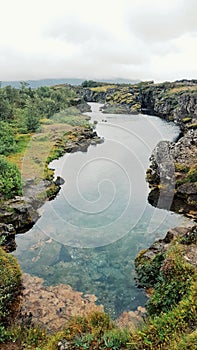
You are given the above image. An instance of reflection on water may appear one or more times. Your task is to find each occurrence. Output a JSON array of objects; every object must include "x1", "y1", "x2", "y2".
[{"x1": 14, "y1": 103, "x2": 189, "y2": 317}]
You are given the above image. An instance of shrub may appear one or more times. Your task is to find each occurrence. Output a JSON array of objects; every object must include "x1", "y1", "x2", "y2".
[
  {"x1": 135, "y1": 251, "x2": 165, "y2": 288},
  {"x1": 147, "y1": 249, "x2": 195, "y2": 315},
  {"x1": 0, "y1": 156, "x2": 22, "y2": 200},
  {"x1": 0, "y1": 121, "x2": 17, "y2": 155}
]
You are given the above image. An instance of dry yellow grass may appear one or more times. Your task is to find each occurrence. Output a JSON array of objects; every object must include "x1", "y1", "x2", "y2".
[
  {"x1": 8, "y1": 123, "x2": 74, "y2": 181},
  {"x1": 169, "y1": 85, "x2": 197, "y2": 94}
]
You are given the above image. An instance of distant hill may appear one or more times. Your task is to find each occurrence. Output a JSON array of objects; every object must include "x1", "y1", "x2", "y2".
[{"x1": 1, "y1": 78, "x2": 140, "y2": 89}]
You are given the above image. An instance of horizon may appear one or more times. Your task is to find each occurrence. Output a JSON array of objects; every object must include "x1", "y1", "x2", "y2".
[{"x1": 2, "y1": 76, "x2": 197, "y2": 85}]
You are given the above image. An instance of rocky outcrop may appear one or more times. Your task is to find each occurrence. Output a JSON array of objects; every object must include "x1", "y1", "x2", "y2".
[
  {"x1": 82, "y1": 80, "x2": 197, "y2": 218},
  {"x1": 147, "y1": 129, "x2": 197, "y2": 219},
  {"x1": 83, "y1": 80, "x2": 197, "y2": 124},
  {"x1": 0, "y1": 197, "x2": 39, "y2": 235},
  {"x1": 0, "y1": 223, "x2": 16, "y2": 252},
  {"x1": 135, "y1": 225, "x2": 197, "y2": 288},
  {"x1": 83, "y1": 88, "x2": 108, "y2": 102}
]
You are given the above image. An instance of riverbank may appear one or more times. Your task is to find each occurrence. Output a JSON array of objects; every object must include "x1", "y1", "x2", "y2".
[
  {"x1": 1, "y1": 80, "x2": 197, "y2": 349},
  {"x1": 0, "y1": 124, "x2": 103, "y2": 252},
  {"x1": 83, "y1": 79, "x2": 197, "y2": 220}
]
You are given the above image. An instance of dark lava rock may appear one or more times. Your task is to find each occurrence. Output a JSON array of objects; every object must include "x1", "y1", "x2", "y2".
[
  {"x1": 54, "y1": 176, "x2": 65, "y2": 186},
  {"x1": 0, "y1": 197, "x2": 39, "y2": 233},
  {"x1": 0, "y1": 223, "x2": 16, "y2": 252}
]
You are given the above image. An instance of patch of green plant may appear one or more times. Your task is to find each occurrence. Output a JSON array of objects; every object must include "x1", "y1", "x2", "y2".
[
  {"x1": 5, "y1": 322, "x2": 47, "y2": 349},
  {"x1": 135, "y1": 279, "x2": 197, "y2": 349},
  {"x1": 0, "y1": 324, "x2": 14, "y2": 343},
  {"x1": 175, "y1": 163, "x2": 189, "y2": 173},
  {"x1": 90, "y1": 85, "x2": 116, "y2": 92},
  {"x1": 0, "y1": 247, "x2": 22, "y2": 323},
  {"x1": 0, "y1": 121, "x2": 17, "y2": 155},
  {"x1": 185, "y1": 164, "x2": 197, "y2": 182},
  {"x1": 50, "y1": 107, "x2": 89, "y2": 126},
  {"x1": 0, "y1": 155, "x2": 22, "y2": 200},
  {"x1": 181, "y1": 227, "x2": 197, "y2": 245},
  {"x1": 172, "y1": 330, "x2": 197, "y2": 349},
  {"x1": 147, "y1": 247, "x2": 195, "y2": 316},
  {"x1": 15, "y1": 133, "x2": 31, "y2": 153},
  {"x1": 102, "y1": 329, "x2": 130, "y2": 349},
  {"x1": 135, "y1": 251, "x2": 165, "y2": 288}
]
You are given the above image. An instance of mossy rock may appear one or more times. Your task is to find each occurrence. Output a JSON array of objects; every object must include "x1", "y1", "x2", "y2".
[
  {"x1": 187, "y1": 123, "x2": 197, "y2": 129},
  {"x1": 182, "y1": 117, "x2": 192, "y2": 123},
  {"x1": 0, "y1": 247, "x2": 22, "y2": 323},
  {"x1": 130, "y1": 103, "x2": 141, "y2": 113},
  {"x1": 135, "y1": 250, "x2": 165, "y2": 288},
  {"x1": 186, "y1": 164, "x2": 197, "y2": 182},
  {"x1": 175, "y1": 163, "x2": 190, "y2": 173}
]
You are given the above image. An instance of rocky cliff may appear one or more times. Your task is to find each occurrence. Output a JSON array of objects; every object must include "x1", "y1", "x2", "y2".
[{"x1": 83, "y1": 80, "x2": 197, "y2": 219}]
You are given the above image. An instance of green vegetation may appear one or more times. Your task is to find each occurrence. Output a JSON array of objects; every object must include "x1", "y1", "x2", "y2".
[
  {"x1": 147, "y1": 247, "x2": 195, "y2": 315},
  {"x1": 175, "y1": 163, "x2": 190, "y2": 173},
  {"x1": 0, "y1": 80, "x2": 197, "y2": 349},
  {"x1": 90, "y1": 85, "x2": 116, "y2": 92},
  {"x1": 186, "y1": 164, "x2": 197, "y2": 182},
  {"x1": 0, "y1": 155, "x2": 22, "y2": 200},
  {"x1": 0, "y1": 247, "x2": 22, "y2": 323},
  {"x1": 135, "y1": 251, "x2": 165, "y2": 288},
  {"x1": 0, "y1": 121, "x2": 17, "y2": 155},
  {"x1": 81, "y1": 80, "x2": 109, "y2": 88},
  {"x1": 0, "y1": 83, "x2": 88, "y2": 200},
  {"x1": 1, "y1": 231, "x2": 196, "y2": 349}
]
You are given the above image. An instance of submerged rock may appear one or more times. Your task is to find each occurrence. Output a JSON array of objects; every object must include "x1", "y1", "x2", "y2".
[{"x1": 19, "y1": 273, "x2": 104, "y2": 331}]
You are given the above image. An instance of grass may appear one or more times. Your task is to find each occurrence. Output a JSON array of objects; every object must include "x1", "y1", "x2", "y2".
[
  {"x1": 7, "y1": 134, "x2": 31, "y2": 171},
  {"x1": 6, "y1": 108, "x2": 89, "y2": 181},
  {"x1": 168, "y1": 86, "x2": 197, "y2": 94},
  {"x1": 90, "y1": 85, "x2": 116, "y2": 92}
]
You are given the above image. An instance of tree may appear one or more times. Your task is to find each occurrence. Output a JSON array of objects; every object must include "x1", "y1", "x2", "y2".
[{"x1": 0, "y1": 94, "x2": 12, "y2": 121}]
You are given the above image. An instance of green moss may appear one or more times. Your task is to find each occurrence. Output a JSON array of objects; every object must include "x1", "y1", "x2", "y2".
[
  {"x1": 130, "y1": 103, "x2": 141, "y2": 112},
  {"x1": 186, "y1": 164, "x2": 197, "y2": 182},
  {"x1": 175, "y1": 163, "x2": 190, "y2": 173},
  {"x1": 0, "y1": 247, "x2": 22, "y2": 323},
  {"x1": 182, "y1": 117, "x2": 192, "y2": 123},
  {"x1": 187, "y1": 123, "x2": 197, "y2": 129},
  {"x1": 90, "y1": 85, "x2": 116, "y2": 92},
  {"x1": 135, "y1": 251, "x2": 165, "y2": 288},
  {"x1": 147, "y1": 247, "x2": 195, "y2": 315}
]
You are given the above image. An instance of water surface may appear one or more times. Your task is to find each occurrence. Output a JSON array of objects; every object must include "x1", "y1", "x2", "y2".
[{"x1": 14, "y1": 103, "x2": 188, "y2": 317}]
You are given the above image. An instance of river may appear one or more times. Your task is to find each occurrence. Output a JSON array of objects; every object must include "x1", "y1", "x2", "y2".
[{"x1": 14, "y1": 103, "x2": 188, "y2": 318}]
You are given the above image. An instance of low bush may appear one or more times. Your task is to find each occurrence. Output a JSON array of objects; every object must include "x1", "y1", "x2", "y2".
[{"x1": 0, "y1": 156, "x2": 22, "y2": 200}]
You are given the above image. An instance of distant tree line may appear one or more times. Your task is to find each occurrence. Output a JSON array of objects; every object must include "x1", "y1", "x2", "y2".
[{"x1": 81, "y1": 80, "x2": 106, "y2": 88}]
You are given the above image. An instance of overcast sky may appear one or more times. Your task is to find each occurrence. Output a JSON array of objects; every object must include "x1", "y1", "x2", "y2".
[{"x1": 0, "y1": 0, "x2": 197, "y2": 82}]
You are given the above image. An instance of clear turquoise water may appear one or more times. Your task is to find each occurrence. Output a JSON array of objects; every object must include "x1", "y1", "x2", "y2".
[{"x1": 14, "y1": 103, "x2": 189, "y2": 318}]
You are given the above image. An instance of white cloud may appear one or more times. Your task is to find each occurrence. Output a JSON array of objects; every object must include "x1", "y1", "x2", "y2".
[{"x1": 0, "y1": 0, "x2": 196, "y2": 81}]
